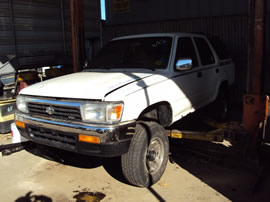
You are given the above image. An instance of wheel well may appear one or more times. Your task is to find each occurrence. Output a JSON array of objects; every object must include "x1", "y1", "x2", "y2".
[
  {"x1": 219, "y1": 81, "x2": 229, "y2": 94},
  {"x1": 138, "y1": 102, "x2": 172, "y2": 127}
]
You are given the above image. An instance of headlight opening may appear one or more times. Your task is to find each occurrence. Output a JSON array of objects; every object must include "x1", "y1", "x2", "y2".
[{"x1": 81, "y1": 102, "x2": 123, "y2": 124}]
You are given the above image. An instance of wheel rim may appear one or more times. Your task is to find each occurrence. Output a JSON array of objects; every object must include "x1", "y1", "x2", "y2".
[{"x1": 146, "y1": 137, "x2": 164, "y2": 175}]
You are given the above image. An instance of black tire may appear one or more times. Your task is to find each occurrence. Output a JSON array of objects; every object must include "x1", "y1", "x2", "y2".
[
  {"x1": 121, "y1": 122, "x2": 169, "y2": 187},
  {"x1": 213, "y1": 89, "x2": 229, "y2": 121}
]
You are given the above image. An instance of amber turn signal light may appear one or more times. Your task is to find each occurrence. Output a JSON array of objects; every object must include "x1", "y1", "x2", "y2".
[
  {"x1": 16, "y1": 120, "x2": 25, "y2": 128},
  {"x1": 79, "y1": 134, "x2": 100, "y2": 144}
]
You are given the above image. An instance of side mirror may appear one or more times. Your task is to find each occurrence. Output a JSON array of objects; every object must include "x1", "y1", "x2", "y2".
[{"x1": 175, "y1": 58, "x2": 192, "y2": 71}]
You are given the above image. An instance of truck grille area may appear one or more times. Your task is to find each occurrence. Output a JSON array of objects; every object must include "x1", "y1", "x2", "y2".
[
  {"x1": 28, "y1": 102, "x2": 81, "y2": 121},
  {"x1": 28, "y1": 127, "x2": 76, "y2": 150}
]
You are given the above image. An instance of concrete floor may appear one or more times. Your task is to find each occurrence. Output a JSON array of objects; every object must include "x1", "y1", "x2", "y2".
[{"x1": 0, "y1": 130, "x2": 269, "y2": 202}]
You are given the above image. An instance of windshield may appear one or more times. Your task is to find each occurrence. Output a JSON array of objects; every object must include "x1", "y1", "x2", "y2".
[{"x1": 87, "y1": 37, "x2": 172, "y2": 70}]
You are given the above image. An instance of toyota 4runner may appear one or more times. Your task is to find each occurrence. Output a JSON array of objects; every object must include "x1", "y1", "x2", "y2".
[{"x1": 15, "y1": 33, "x2": 234, "y2": 187}]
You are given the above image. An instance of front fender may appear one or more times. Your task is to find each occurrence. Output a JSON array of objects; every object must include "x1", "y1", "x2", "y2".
[{"x1": 105, "y1": 75, "x2": 186, "y2": 122}]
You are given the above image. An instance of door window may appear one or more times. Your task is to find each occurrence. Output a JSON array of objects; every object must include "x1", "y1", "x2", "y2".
[
  {"x1": 194, "y1": 38, "x2": 216, "y2": 65},
  {"x1": 175, "y1": 37, "x2": 198, "y2": 69}
]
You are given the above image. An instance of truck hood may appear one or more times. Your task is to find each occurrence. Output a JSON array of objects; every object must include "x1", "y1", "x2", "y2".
[{"x1": 20, "y1": 71, "x2": 154, "y2": 100}]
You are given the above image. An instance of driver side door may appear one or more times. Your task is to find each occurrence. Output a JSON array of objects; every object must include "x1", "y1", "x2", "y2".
[{"x1": 171, "y1": 37, "x2": 203, "y2": 114}]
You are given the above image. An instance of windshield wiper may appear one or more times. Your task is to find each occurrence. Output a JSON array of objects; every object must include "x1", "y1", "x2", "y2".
[
  {"x1": 86, "y1": 65, "x2": 157, "y2": 71},
  {"x1": 124, "y1": 65, "x2": 156, "y2": 71},
  {"x1": 86, "y1": 65, "x2": 116, "y2": 70},
  {"x1": 142, "y1": 67, "x2": 156, "y2": 71}
]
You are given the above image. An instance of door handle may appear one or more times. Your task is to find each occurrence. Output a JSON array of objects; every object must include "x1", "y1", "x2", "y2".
[{"x1": 197, "y1": 72, "x2": 202, "y2": 78}]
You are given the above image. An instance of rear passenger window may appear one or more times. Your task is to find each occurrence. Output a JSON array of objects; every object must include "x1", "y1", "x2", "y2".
[
  {"x1": 175, "y1": 37, "x2": 198, "y2": 68},
  {"x1": 208, "y1": 37, "x2": 230, "y2": 60},
  {"x1": 194, "y1": 38, "x2": 215, "y2": 65}
]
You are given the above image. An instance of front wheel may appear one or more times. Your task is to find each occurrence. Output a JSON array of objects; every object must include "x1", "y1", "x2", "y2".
[{"x1": 121, "y1": 122, "x2": 169, "y2": 187}]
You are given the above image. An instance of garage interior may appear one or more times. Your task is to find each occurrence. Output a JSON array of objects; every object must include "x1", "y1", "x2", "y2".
[{"x1": 0, "y1": 0, "x2": 270, "y2": 201}]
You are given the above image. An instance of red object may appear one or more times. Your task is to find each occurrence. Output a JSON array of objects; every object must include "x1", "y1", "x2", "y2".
[
  {"x1": 243, "y1": 94, "x2": 269, "y2": 157},
  {"x1": 18, "y1": 81, "x2": 28, "y2": 92},
  {"x1": 243, "y1": 0, "x2": 266, "y2": 158},
  {"x1": 252, "y1": 0, "x2": 265, "y2": 94}
]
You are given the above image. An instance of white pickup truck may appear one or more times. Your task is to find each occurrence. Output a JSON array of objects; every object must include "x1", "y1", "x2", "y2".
[{"x1": 15, "y1": 33, "x2": 234, "y2": 187}]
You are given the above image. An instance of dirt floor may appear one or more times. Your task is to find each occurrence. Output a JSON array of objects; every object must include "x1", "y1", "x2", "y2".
[
  {"x1": 1, "y1": 106, "x2": 270, "y2": 202},
  {"x1": 1, "y1": 130, "x2": 269, "y2": 202}
]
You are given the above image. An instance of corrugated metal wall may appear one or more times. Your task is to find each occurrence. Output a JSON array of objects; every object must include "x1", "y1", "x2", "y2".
[
  {"x1": 0, "y1": 0, "x2": 100, "y2": 68},
  {"x1": 106, "y1": 0, "x2": 248, "y2": 25},
  {"x1": 103, "y1": 15, "x2": 248, "y2": 104}
]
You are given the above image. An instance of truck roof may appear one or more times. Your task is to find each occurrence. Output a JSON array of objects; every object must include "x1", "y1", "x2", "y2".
[{"x1": 112, "y1": 32, "x2": 206, "y2": 41}]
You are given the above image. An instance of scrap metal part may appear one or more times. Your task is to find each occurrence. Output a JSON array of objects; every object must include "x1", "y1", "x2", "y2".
[{"x1": 0, "y1": 141, "x2": 33, "y2": 156}]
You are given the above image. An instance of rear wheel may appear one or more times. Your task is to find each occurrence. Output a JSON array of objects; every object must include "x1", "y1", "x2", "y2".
[
  {"x1": 121, "y1": 122, "x2": 169, "y2": 187},
  {"x1": 213, "y1": 89, "x2": 229, "y2": 121}
]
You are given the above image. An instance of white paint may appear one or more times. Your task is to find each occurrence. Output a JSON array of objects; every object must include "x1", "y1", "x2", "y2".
[
  {"x1": 20, "y1": 71, "x2": 154, "y2": 100},
  {"x1": 11, "y1": 122, "x2": 28, "y2": 143}
]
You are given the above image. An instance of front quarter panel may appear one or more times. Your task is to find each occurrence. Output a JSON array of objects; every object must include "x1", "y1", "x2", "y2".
[{"x1": 105, "y1": 74, "x2": 192, "y2": 123}]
